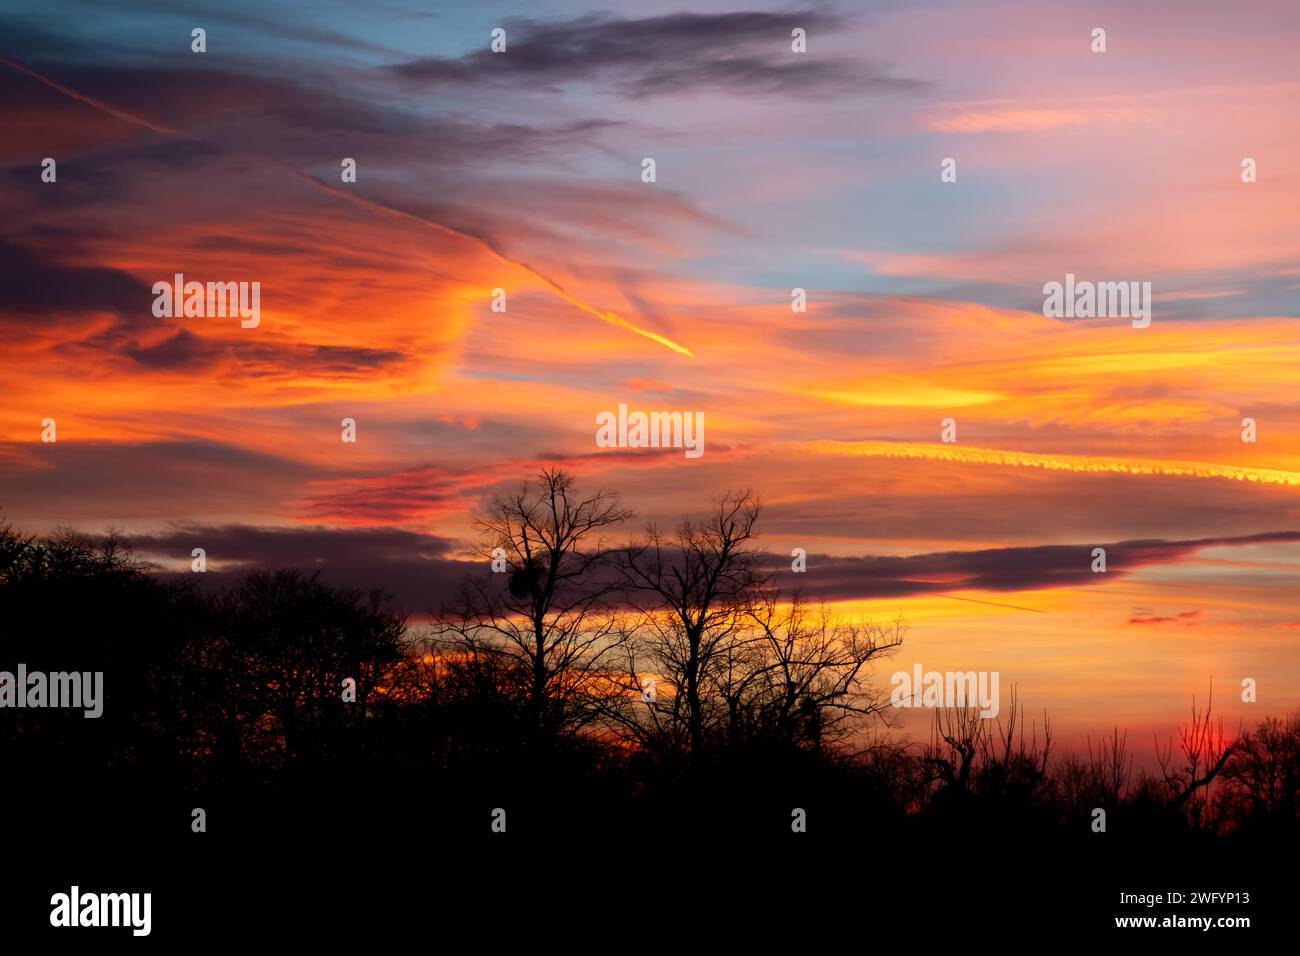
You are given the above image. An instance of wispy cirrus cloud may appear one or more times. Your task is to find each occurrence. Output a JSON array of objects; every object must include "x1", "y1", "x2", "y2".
[
  {"x1": 387, "y1": 10, "x2": 925, "y2": 99},
  {"x1": 296, "y1": 443, "x2": 743, "y2": 525},
  {"x1": 1128, "y1": 610, "x2": 1203, "y2": 626},
  {"x1": 925, "y1": 104, "x2": 1143, "y2": 133},
  {"x1": 762, "y1": 532, "x2": 1300, "y2": 604},
  {"x1": 803, "y1": 440, "x2": 1300, "y2": 488}
]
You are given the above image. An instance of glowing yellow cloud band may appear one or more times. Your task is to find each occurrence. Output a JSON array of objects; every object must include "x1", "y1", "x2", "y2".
[{"x1": 803, "y1": 440, "x2": 1300, "y2": 487}]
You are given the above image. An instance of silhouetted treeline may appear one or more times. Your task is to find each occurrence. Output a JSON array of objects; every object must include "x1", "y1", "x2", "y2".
[{"x1": 2, "y1": 477, "x2": 1298, "y2": 848}]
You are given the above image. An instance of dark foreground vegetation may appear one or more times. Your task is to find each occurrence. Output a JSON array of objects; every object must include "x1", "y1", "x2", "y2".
[{"x1": 2, "y1": 470, "x2": 1296, "y2": 859}]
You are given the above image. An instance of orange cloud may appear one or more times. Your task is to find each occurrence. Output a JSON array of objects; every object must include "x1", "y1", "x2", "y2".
[{"x1": 802, "y1": 440, "x2": 1300, "y2": 487}]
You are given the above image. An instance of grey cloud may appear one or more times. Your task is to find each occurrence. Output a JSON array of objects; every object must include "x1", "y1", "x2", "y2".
[
  {"x1": 388, "y1": 11, "x2": 926, "y2": 99},
  {"x1": 134, "y1": 523, "x2": 471, "y2": 615}
]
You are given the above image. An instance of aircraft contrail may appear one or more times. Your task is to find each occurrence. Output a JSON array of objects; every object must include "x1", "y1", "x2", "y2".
[
  {"x1": 0, "y1": 53, "x2": 694, "y2": 357},
  {"x1": 935, "y1": 594, "x2": 1049, "y2": 613},
  {"x1": 804, "y1": 439, "x2": 1300, "y2": 487},
  {"x1": 0, "y1": 53, "x2": 176, "y2": 135},
  {"x1": 291, "y1": 172, "x2": 695, "y2": 357}
]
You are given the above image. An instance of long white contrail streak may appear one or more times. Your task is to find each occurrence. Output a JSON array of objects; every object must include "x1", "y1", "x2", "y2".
[{"x1": 803, "y1": 439, "x2": 1300, "y2": 487}]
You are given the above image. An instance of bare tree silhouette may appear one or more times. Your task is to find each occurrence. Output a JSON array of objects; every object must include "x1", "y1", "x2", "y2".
[
  {"x1": 616, "y1": 490, "x2": 765, "y2": 759},
  {"x1": 733, "y1": 590, "x2": 904, "y2": 753},
  {"x1": 432, "y1": 468, "x2": 633, "y2": 743},
  {"x1": 1156, "y1": 681, "x2": 1232, "y2": 828},
  {"x1": 1222, "y1": 712, "x2": 1300, "y2": 825}
]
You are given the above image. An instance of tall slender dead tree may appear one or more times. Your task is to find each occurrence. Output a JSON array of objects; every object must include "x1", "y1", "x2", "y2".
[{"x1": 1156, "y1": 681, "x2": 1232, "y2": 828}]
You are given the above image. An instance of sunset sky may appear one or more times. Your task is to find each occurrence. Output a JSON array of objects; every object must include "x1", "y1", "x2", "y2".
[{"x1": 3, "y1": 0, "x2": 1299, "y2": 758}]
